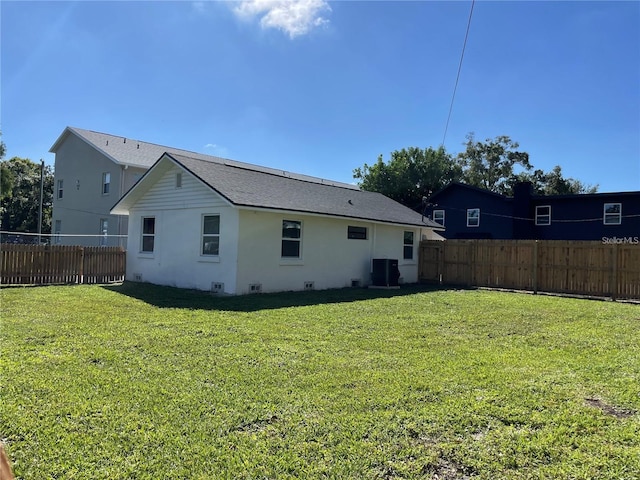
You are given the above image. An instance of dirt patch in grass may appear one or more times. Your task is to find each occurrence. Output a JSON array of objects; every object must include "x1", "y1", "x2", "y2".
[
  {"x1": 423, "y1": 458, "x2": 473, "y2": 480},
  {"x1": 585, "y1": 398, "x2": 636, "y2": 419}
]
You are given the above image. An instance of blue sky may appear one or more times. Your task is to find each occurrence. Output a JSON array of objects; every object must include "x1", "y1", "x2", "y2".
[{"x1": 2, "y1": 0, "x2": 639, "y2": 192}]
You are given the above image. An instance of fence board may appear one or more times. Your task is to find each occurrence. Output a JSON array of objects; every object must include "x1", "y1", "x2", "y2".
[
  {"x1": 1, "y1": 245, "x2": 125, "y2": 286},
  {"x1": 420, "y1": 240, "x2": 640, "y2": 301}
]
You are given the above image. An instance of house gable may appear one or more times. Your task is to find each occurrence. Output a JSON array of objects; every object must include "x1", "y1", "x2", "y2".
[{"x1": 111, "y1": 153, "x2": 233, "y2": 214}]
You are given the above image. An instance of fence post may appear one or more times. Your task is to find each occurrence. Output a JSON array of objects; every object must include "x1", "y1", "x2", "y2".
[
  {"x1": 611, "y1": 243, "x2": 618, "y2": 301},
  {"x1": 532, "y1": 240, "x2": 538, "y2": 294},
  {"x1": 438, "y1": 242, "x2": 444, "y2": 284},
  {"x1": 78, "y1": 247, "x2": 85, "y2": 285},
  {"x1": 467, "y1": 241, "x2": 474, "y2": 287}
]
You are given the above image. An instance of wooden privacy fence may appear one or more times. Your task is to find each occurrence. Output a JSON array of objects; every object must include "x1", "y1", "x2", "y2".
[
  {"x1": 419, "y1": 240, "x2": 640, "y2": 301},
  {"x1": 1, "y1": 245, "x2": 126, "y2": 286}
]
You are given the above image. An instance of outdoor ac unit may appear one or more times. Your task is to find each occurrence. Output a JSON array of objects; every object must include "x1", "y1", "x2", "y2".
[{"x1": 371, "y1": 259, "x2": 400, "y2": 287}]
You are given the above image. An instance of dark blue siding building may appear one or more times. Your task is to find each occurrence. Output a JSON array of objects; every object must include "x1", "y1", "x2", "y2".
[{"x1": 426, "y1": 182, "x2": 640, "y2": 243}]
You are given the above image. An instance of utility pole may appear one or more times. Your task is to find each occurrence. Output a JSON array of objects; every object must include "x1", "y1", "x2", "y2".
[{"x1": 38, "y1": 159, "x2": 44, "y2": 243}]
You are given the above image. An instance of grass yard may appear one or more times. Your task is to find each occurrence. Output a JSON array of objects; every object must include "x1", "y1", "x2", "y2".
[{"x1": 1, "y1": 283, "x2": 639, "y2": 479}]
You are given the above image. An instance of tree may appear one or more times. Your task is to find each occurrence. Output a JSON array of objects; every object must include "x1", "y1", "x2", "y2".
[
  {"x1": 507, "y1": 165, "x2": 598, "y2": 195},
  {"x1": 0, "y1": 133, "x2": 13, "y2": 201},
  {"x1": 0, "y1": 157, "x2": 54, "y2": 234},
  {"x1": 457, "y1": 134, "x2": 533, "y2": 195},
  {"x1": 537, "y1": 165, "x2": 598, "y2": 195},
  {"x1": 353, "y1": 146, "x2": 462, "y2": 210},
  {"x1": 354, "y1": 133, "x2": 598, "y2": 206}
]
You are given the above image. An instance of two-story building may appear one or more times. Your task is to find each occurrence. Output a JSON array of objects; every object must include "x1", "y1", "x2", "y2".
[{"x1": 425, "y1": 182, "x2": 639, "y2": 242}]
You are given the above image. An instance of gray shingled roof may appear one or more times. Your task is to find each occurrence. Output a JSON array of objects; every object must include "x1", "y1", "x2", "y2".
[
  {"x1": 51, "y1": 126, "x2": 358, "y2": 189},
  {"x1": 168, "y1": 153, "x2": 442, "y2": 228}
]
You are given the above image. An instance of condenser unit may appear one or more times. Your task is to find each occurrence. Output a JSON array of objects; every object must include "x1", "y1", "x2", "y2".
[{"x1": 371, "y1": 259, "x2": 400, "y2": 287}]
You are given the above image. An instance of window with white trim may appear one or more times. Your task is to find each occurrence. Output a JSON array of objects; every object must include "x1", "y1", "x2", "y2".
[
  {"x1": 202, "y1": 215, "x2": 220, "y2": 256},
  {"x1": 102, "y1": 172, "x2": 111, "y2": 195},
  {"x1": 281, "y1": 220, "x2": 301, "y2": 258},
  {"x1": 176, "y1": 172, "x2": 182, "y2": 188},
  {"x1": 467, "y1": 208, "x2": 480, "y2": 227},
  {"x1": 535, "y1": 205, "x2": 551, "y2": 226},
  {"x1": 57, "y1": 180, "x2": 64, "y2": 199},
  {"x1": 403, "y1": 231, "x2": 414, "y2": 260},
  {"x1": 141, "y1": 217, "x2": 155, "y2": 253},
  {"x1": 433, "y1": 210, "x2": 445, "y2": 226},
  {"x1": 603, "y1": 203, "x2": 622, "y2": 225}
]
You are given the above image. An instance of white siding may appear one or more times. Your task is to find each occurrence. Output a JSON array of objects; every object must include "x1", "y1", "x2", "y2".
[{"x1": 134, "y1": 165, "x2": 227, "y2": 211}]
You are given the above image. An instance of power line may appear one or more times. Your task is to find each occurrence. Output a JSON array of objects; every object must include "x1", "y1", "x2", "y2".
[
  {"x1": 428, "y1": 204, "x2": 640, "y2": 224},
  {"x1": 442, "y1": 0, "x2": 475, "y2": 147}
]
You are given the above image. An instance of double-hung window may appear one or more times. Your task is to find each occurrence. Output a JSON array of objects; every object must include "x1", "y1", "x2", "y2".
[
  {"x1": 467, "y1": 208, "x2": 480, "y2": 227},
  {"x1": 57, "y1": 180, "x2": 64, "y2": 199},
  {"x1": 603, "y1": 203, "x2": 621, "y2": 225},
  {"x1": 141, "y1": 217, "x2": 155, "y2": 253},
  {"x1": 202, "y1": 215, "x2": 220, "y2": 256},
  {"x1": 281, "y1": 220, "x2": 301, "y2": 258},
  {"x1": 403, "y1": 231, "x2": 414, "y2": 260},
  {"x1": 535, "y1": 205, "x2": 551, "y2": 226},
  {"x1": 102, "y1": 172, "x2": 111, "y2": 195},
  {"x1": 433, "y1": 210, "x2": 445, "y2": 226}
]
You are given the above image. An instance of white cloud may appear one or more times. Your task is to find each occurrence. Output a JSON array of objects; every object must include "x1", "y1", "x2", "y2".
[
  {"x1": 233, "y1": 0, "x2": 331, "y2": 38},
  {"x1": 204, "y1": 143, "x2": 230, "y2": 158}
]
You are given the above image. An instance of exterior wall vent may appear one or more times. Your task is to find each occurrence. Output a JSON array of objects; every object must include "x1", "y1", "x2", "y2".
[
  {"x1": 249, "y1": 283, "x2": 262, "y2": 294},
  {"x1": 304, "y1": 281, "x2": 314, "y2": 291},
  {"x1": 211, "y1": 282, "x2": 224, "y2": 294},
  {"x1": 133, "y1": 273, "x2": 143, "y2": 282},
  {"x1": 351, "y1": 279, "x2": 361, "y2": 288}
]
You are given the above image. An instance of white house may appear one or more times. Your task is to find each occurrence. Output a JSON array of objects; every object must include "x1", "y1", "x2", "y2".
[{"x1": 111, "y1": 152, "x2": 444, "y2": 295}]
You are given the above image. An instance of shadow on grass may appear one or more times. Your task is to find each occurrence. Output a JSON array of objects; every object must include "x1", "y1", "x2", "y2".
[{"x1": 102, "y1": 281, "x2": 454, "y2": 312}]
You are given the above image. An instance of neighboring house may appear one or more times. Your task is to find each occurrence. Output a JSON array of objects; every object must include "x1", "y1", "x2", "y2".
[
  {"x1": 111, "y1": 152, "x2": 444, "y2": 295},
  {"x1": 51, "y1": 126, "x2": 247, "y2": 246},
  {"x1": 425, "y1": 182, "x2": 640, "y2": 241}
]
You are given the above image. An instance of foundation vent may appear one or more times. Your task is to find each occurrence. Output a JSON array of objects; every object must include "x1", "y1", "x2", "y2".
[
  {"x1": 211, "y1": 282, "x2": 224, "y2": 294},
  {"x1": 351, "y1": 279, "x2": 361, "y2": 288},
  {"x1": 249, "y1": 283, "x2": 262, "y2": 294},
  {"x1": 133, "y1": 273, "x2": 143, "y2": 282},
  {"x1": 304, "y1": 281, "x2": 315, "y2": 291}
]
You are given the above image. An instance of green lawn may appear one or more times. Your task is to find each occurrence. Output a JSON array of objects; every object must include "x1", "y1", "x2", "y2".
[{"x1": 1, "y1": 283, "x2": 638, "y2": 479}]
